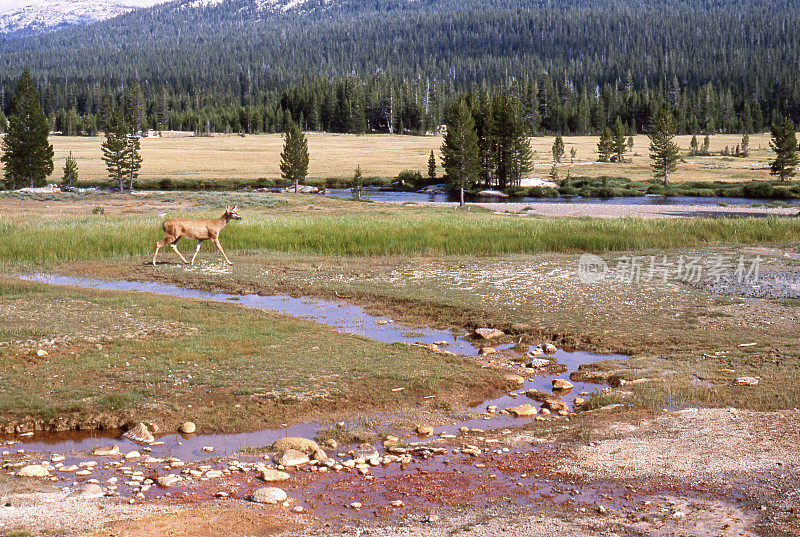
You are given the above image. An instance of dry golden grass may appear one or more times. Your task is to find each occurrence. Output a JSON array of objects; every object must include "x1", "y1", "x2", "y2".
[{"x1": 37, "y1": 131, "x2": 778, "y2": 185}]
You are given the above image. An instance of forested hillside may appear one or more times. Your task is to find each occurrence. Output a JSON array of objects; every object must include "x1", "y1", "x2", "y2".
[{"x1": 0, "y1": 0, "x2": 798, "y2": 135}]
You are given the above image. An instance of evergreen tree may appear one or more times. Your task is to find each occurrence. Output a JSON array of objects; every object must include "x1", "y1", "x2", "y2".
[
  {"x1": 690, "y1": 134, "x2": 699, "y2": 156},
  {"x1": 627, "y1": 136, "x2": 634, "y2": 152},
  {"x1": 427, "y1": 149, "x2": 436, "y2": 181},
  {"x1": 441, "y1": 100, "x2": 480, "y2": 207},
  {"x1": 597, "y1": 128, "x2": 614, "y2": 162},
  {"x1": 612, "y1": 118, "x2": 627, "y2": 162},
  {"x1": 1, "y1": 69, "x2": 54, "y2": 189},
  {"x1": 351, "y1": 164, "x2": 364, "y2": 200},
  {"x1": 491, "y1": 92, "x2": 532, "y2": 188},
  {"x1": 570, "y1": 147, "x2": 577, "y2": 161},
  {"x1": 549, "y1": 163, "x2": 558, "y2": 182},
  {"x1": 648, "y1": 108, "x2": 680, "y2": 186},
  {"x1": 279, "y1": 121, "x2": 310, "y2": 192},
  {"x1": 552, "y1": 133, "x2": 565, "y2": 164},
  {"x1": 702, "y1": 134, "x2": 711, "y2": 156},
  {"x1": 125, "y1": 133, "x2": 142, "y2": 193},
  {"x1": 101, "y1": 108, "x2": 130, "y2": 192},
  {"x1": 61, "y1": 152, "x2": 78, "y2": 187},
  {"x1": 769, "y1": 119, "x2": 798, "y2": 181},
  {"x1": 740, "y1": 133, "x2": 750, "y2": 157}
]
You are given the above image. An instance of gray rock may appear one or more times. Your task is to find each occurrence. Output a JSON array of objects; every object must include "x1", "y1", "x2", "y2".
[
  {"x1": 260, "y1": 469, "x2": 291, "y2": 482},
  {"x1": 122, "y1": 423, "x2": 154, "y2": 444},
  {"x1": 156, "y1": 474, "x2": 180, "y2": 487},
  {"x1": 352, "y1": 444, "x2": 379, "y2": 459},
  {"x1": 251, "y1": 487, "x2": 287, "y2": 504},
  {"x1": 93, "y1": 445, "x2": 120, "y2": 456},
  {"x1": 275, "y1": 449, "x2": 309, "y2": 467},
  {"x1": 77, "y1": 483, "x2": 104, "y2": 499},
  {"x1": 475, "y1": 328, "x2": 503, "y2": 340},
  {"x1": 734, "y1": 376, "x2": 759, "y2": 386},
  {"x1": 17, "y1": 464, "x2": 49, "y2": 478},
  {"x1": 178, "y1": 422, "x2": 196, "y2": 434},
  {"x1": 505, "y1": 404, "x2": 537, "y2": 417}
]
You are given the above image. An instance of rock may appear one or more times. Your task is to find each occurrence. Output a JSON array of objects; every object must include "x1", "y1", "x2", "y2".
[
  {"x1": 202, "y1": 446, "x2": 214, "y2": 453},
  {"x1": 311, "y1": 448, "x2": 327, "y2": 461},
  {"x1": 205, "y1": 470, "x2": 223, "y2": 478},
  {"x1": 78, "y1": 483, "x2": 104, "y2": 498},
  {"x1": 178, "y1": 422, "x2": 196, "y2": 434},
  {"x1": 486, "y1": 405, "x2": 499, "y2": 413},
  {"x1": 527, "y1": 358, "x2": 551, "y2": 368},
  {"x1": 18, "y1": 464, "x2": 49, "y2": 478},
  {"x1": 36, "y1": 349, "x2": 48, "y2": 357},
  {"x1": 157, "y1": 474, "x2": 180, "y2": 488},
  {"x1": 352, "y1": 444, "x2": 379, "y2": 459},
  {"x1": 122, "y1": 423, "x2": 154, "y2": 444},
  {"x1": 573, "y1": 397, "x2": 586, "y2": 406},
  {"x1": 93, "y1": 445, "x2": 120, "y2": 456},
  {"x1": 275, "y1": 449, "x2": 309, "y2": 467},
  {"x1": 271, "y1": 437, "x2": 319, "y2": 455},
  {"x1": 503, "y1": 374, "x2": 525, "y2": 385},
  {"x1": 734, "y1": 376, "x2": 759, "y2": 386},
  {"x1": 475, "y1": 328, "x2": 503, "y2": 340},
  {"x1": 75, "y1": 469, "x2": 92, "y2": 476},
  {"x1": 390, "y1": 500, "x2": 405, "y2": 508},
  {"x1": 383, "y1": 435, "x2": 400, "y2": 448},
  {"x1": 125, "y1": 451, "x2": 141, "y2": 459},
  {"x1": 525, "y1": 389, "x2": 551, "y2": 402},
  {"x1": 423, "y1": 515, "x2": 440, "y2": 523},
  {"x1": 543, "y1": 343, "x2": 558, "y2": 355},
  {"x1": 597, "y1": 504, "x2": 607, "y2": 515},
  {"x1": 325, "y1": 439, "x2": 338, "y2": 449},
  {"x1": 416, "y1": 424, "x2": 434, "y2": 437},
  {"x1": 552, "y1": 379, "x2": 573, "y2": 391},
  {"x1": 260, "y1": 469, "x2": 291, "y2": 482},
  {"x1": 541, "y1": 398, "x2": 569, "y2": 412},
  {"x1": 478, "y1": 347, "x2": 497, "y2": 356},
  {"x1": 505, "y1": 404, "x2": 537, "y2": 417},
  {"x1": 349, "y1": 501, "x2": 363, "y2": 509},
  {"x1": 540, "y1": 408, "x2": 551, "y2": 416},
  {"x1": 251, "y1": 487, "x2": 287, "y2": 504},
  {"x1": 476, "y1": 190, "x2": 509, "y2": 198}
]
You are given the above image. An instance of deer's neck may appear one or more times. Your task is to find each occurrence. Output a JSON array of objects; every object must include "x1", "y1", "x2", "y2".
[{"x1": 216, "y1": 215, "x2": 231, "y2": 230}]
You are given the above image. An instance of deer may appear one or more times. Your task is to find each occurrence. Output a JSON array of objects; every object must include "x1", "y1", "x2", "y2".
[{"x1": 152, "y1": 205, "x2": 242, "y2": 267}]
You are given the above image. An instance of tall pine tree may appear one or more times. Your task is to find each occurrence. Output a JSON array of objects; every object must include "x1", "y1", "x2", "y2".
[
  {"x1": 441, "y1": 100, "x2": 480, "y2": 206},
  {"x1": 279, "y1": 121, "x2": 310, "y2": 192},
  {"x1": 769, "y1": 119, "x2": 798, "y2": 181},
  {"x1": 648, "y1": 108, "x2": 680, "y2": 186},
  {"x1": 101, "y1": 108, "x2": 130, "y2": 192},
  {"x1": 1, "y1": 70, "x2": 54, "y2": 189}
]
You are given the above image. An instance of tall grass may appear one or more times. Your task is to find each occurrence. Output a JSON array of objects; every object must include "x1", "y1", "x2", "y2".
[{"x1": 1, "y1": 213, "x2": 799, "y2": 262}]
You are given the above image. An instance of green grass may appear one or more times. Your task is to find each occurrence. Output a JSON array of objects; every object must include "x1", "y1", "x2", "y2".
[{"x1": 2, "y1": 212, "x2": 800, "y2": 263}]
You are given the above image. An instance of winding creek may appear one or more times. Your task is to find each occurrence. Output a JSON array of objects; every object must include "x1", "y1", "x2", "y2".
[{"x1": 2, "y1": 273, "x2": 630, "y2": 511}]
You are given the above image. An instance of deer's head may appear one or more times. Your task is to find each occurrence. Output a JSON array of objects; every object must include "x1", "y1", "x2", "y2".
[{"x1": 225, "y1": 205, "x2": 242, "y2": 221}]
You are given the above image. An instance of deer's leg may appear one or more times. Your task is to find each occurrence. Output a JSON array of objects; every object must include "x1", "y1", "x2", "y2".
[
  {"x1": 170, "y1": 238, "x2": 189, "y2": 264},
  {"x1": 212, "y1": 238, "x2": 233, "y2": 265},
  {"x1": 191, "y1": 240, "x2": 203, "y2": 265},
  {"x1": 153, "y1": 236, "x2": 171, "y2": 266}
]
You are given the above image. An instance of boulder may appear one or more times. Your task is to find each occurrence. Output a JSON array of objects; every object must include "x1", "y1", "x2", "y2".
[
  {"x1": 18, "y1": 464, "x2": 49, "y2": 478},
  {"x1": 275, "y1": 449, "x2": 309, "y2": 467},
  {"x1": 503, "y1": 374, "x2": 525, "y2": 385},
  {"x1": 416, "y1": 424, "x2": 434, "y2": 437},
  {"x1": 476, "y1": 190, "x2": 509, "y2": 198},
  {"x1": 93, "y1": 445, "x2": 120, "y2": 456},
  {"x1": 122, "y1": 423, "x2": 154, "y2": 444},
  {"x1": 178, "y1": 422, "x2": 196, "y2": 434},
  {"x1": 77, "y1": 483, "x2": 104, "y2": 499},
  {"x1": 541, "y1": 398, "x2": 569, "y2": 412},
  {"x1": 311, "y1": 448, "x2": 327, "y2": 461},
  {"x1": 528, "y1": 358, "x2": 552, "y2": 368},
  {"x1": 125, "y1": 451, "x2": 141, "y2": 459},
  {"x1": 475, "y1": 328, "x2": 504, "y2": 340},
  {"x1": 271, "y1": 437, "x2": 319, "y2": 455},
  {"x1": 505, "y1": 404, "x2": 538, "y2": 417},
  {"x1": 251, "y1": 487, "x2": 287, "y2": 504},
  {"x1": 552, "y1": 379, "x2": 574, "y2": 391},
  {"x1": 525, "y1": 389, "x2": 551, "y2": 402},
  {"x1": 478, "y1": 347, "x2": 497, "y2": 356},
  {"x1": 260, "y1": 469, "x2": 291, "y2": 482},
  {"x1": 543, "y1": 343, "x2": 558, "y2": 355}
]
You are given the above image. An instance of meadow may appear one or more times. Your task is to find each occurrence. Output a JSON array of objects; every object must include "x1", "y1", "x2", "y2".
[{"x1": 36, "y1": 132, "x2": 782, "y2": 189}]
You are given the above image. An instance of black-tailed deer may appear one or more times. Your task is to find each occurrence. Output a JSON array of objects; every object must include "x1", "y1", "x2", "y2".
[{"x1": 152, "y1": 205, "x2": 242, "y2": 266}]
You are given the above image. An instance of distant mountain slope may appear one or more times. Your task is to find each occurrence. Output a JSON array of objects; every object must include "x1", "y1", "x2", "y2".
[{"x1": 0, "y1": 0, "x2": 158, "y2": 36}]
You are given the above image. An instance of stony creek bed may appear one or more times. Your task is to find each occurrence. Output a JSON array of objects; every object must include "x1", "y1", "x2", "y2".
[{"x1": 1, "y1": 274, "x2": 786, "y2": 536}]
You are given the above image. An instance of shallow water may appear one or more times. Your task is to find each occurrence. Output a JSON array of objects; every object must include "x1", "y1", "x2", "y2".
[
  {"x1": 11, "y1": 274, "x2": 626, "y2": 461},
  {"x1": 327, "y1": 188, "x2": 799, "y2": 206}
]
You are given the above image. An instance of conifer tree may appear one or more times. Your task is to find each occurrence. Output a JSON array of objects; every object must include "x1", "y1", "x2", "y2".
[
  {"x1": 491, "y1": 92, "x2": 532, "y2": 188},
  {"x1": 552, "y1": 133, "x2": 565, "y2": 164},
  {"x1": 427, "y1": 150, "x2": 436, "y2": 181},
  {"x1": 690, "y1": 135, "x2": 699, "y2": 156},
  {"x1": 597, "y1": 128, "x2": 614, "y2": 162},
  {"x1": 61, "y1": 152, "x2": 78, "y2": 187},
  {"x1": 702, "y1": 134, "x2": 711, "y2": 156},
  {"x1": 740, "y1": 133, "x2": 749, "y2": 157},
  {"x1": 351, "y1": 164, "x2": 364, "y2": 200},
  {"x1": 612, "y1": 118, "x2": 627, "y2": 162},
  {"x1": 1, "y1": 70, "x2": 54, "y2": 189},
  {"x1": 769, "y1": 119, "x2": 798, "y2": 181},
  {"x1": 648, "y1": 108, "x2": 680, "y2": 186},
  {"x1": 441, "y1": 100, "x2": 480, "y2": 207},
  {"x1": 627, "y1": 136, "x2": 634, "y2": 152},
  {"x1": 101, "y1": 108, "x2": 130, "y2": 192},
  {"x1": 125, "y1": 133, "x2": 142, "y2": 193},
  {"x1": 279, "y1": 121, "x2": 310, "y2": 192}
]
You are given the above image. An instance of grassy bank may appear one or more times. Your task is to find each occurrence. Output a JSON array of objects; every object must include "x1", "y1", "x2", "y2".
[
  {"x1": 2, "y1": 211, "x2": 800, "y2": 263},
  {"x1": 0, "y1": 277, "x2": 501, "y2": 431}
]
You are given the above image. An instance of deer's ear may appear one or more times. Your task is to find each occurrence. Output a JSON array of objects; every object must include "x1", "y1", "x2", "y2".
[
  {"x1": 233, "y1": 205, "x2": 238, "y2": 210},
  {"x1": 225, "y1": 205, "x2": 230, "y2": 212}
]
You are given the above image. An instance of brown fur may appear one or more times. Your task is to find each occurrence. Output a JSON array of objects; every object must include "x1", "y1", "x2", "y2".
[{"x1": 152, "y1": 205, "x2": 241, "y2": 266}]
